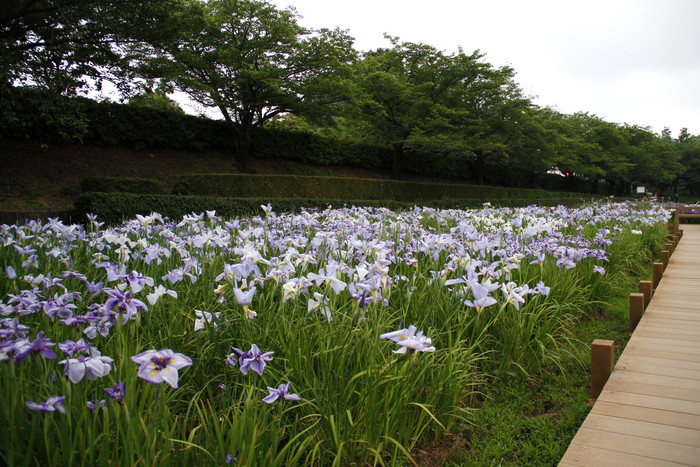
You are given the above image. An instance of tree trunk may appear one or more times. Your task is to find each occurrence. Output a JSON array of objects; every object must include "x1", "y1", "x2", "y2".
[
  {"x1": 472, "y1": 152, "x2": 485, "y2": 185},
  {"x1": 391, "y1": 142, "x2": 404, "y2": 179}
]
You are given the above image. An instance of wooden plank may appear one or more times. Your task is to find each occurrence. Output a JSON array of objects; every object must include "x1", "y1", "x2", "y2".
[
  {"x1": 634, "y1": 317, "x2": 700, "y2": 329},
  {"x1": 603, "y1": 375, "x2": 700, "y2": 402},
  {"x1": 581, "y1": 413, "x2": 700, "y2": 446},
  {"x1": 568, "y1": 427, "x2": 700, "y2": 465},
  {"x1": 625, "y1": 336, "x2": 700, "y2": 351},
  {"x1": 615, "y1": 355, "x2": 700, "y2": 380},
  {"x1": 560, "y1": 443, "x2": 684, "y2": 467},
  {"x1": 590, "y1": 400, "x2": 700, "y2": 430},
  {"x1": 598, "y1": 390, "x2": 700, "y2": 416},
  {"x1": 622, "y1": 345, "x2": 700, "y2": 363},
  {"x1": 631, "y1": 329, "x2": 700, "y2": 343},
  {"x1": 616, "y1": 353, "x2": 700, "y2": 371},
  {"x1": 611, "y1": 370, "x2": 700, "y2": 390}
]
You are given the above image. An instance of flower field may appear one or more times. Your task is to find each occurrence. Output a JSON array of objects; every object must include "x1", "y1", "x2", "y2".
[{"x1": 0, "y1": 201, "x2": 670, "y2": 465}]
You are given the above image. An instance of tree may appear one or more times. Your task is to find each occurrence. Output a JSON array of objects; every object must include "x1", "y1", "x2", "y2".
[
  {"x1": 0, "y1": 0, "x2": 178, "y2": 94},
  {"x1": 128, "y1": 0, "x2": 355, "y2": 171},
  {"x1": 351, "y1": 38, "x2": 532, "y2": 181}
]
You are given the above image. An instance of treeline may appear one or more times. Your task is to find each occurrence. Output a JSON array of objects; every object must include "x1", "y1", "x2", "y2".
[{"x1": 2, "y1": 0, "x2": 700, "y2": 195}]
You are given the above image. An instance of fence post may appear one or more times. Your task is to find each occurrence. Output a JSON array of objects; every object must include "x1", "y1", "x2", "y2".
[
  {"x1": 666, "y1": 241, "x2": 675, "y2": 255},
  {"x1": 661, "y1": 250, "x2": 670, "y2": 270},
  {"x1": 653, "y1": 262, "x2": 664, "y2": 290},
  {"x1": 673, "y1": 209, "x2": 680, "y2": 233},
  {"x1": 639, "y1": 280, "x2": 652, "y2": 308},
  {"x1": 590, "y1": 339, "x2": 615, "y2": 403},
  {"x1": 629, "y1": 293, "x2": 645, "y2": 332}
]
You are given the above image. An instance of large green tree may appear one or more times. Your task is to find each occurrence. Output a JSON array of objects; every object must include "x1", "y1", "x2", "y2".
[
  {"x1": 351, "y1": 37, "x2": 532, "y2": 180},
  {"x1": 128, "y1": 0, "x2": 355, "y2": 170}
]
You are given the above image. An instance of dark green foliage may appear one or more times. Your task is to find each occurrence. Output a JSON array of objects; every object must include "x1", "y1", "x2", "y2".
[
  {"x1": 72, "y1": 192, "x2": 591, "y2": 225},
  {"x1": 172, "y1": 174, "x2": 579, "y2": 201},
  {"x1": 79, "y1": 176, "x2": 164, "y2": 194}
]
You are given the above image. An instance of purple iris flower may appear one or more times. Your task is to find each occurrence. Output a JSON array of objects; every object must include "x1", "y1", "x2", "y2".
[
  {"x1": 13, "y1": 331, "x2": 57, "y2": 363},
  {"x1": 104, "y1": 290, "x2": 147, "y2": 323},
  {"x1": 104, "y1": 380, "x2": 126, "y2": 401},
  {"x1": 86, "y1": 399, "x2": 106, "y2": 413},
  {"x1": 261, "y1": 382, "x2": 300, "y2": 404},
  {"x1": 228, "y1": 344, "x2": 273, "y2": 376},
  {"x1": 130, "y1": 349, "x2": 193, "y2": 389},
  {"x1": 26, "y1": 395, "x2": 66, "y2": 414},
  {"x1": 58, "y1": 338, "x2": 92, "y2": 356}
]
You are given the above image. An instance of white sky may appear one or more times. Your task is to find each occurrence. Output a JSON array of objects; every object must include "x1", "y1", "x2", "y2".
[{"x1": 270, "y1": 0, "x2": 700, "y2": 137}]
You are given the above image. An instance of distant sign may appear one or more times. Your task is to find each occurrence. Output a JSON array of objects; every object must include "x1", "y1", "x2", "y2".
[{"x1": 636, "y1": 186, "x2": 646, "y2": 194}]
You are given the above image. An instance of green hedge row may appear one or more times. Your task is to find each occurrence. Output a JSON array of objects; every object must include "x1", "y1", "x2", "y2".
[
  {"x1": 172, "y1": 174, "x2": 580, "y2": 201},
  {"x1": 72, "y1": 192, "x2": 591, "y2": 225},
  {"x1": 80, "y1": 176, "x2": 165, "y2": 194}
]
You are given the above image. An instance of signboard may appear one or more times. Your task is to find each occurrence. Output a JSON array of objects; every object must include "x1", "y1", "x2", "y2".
[{"x1": 636, "y1": 186, "x2": 646, "y2": 194}]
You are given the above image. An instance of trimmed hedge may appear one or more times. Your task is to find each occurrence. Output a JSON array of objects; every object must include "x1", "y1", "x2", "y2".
[
  {"x1": 172, "y1": 174, "x2": 582, "y2": 202},
  {"x1": 80, "y1": 176, "x2": 165, "y2": 194},
  {"x1": 72, "y1": 192, "x2": 592, "y2": 226}
]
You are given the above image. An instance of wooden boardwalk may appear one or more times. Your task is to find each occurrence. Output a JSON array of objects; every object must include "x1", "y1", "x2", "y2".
[{"x1": 560, "y1": 224, "x2": 700, "y2": 466}]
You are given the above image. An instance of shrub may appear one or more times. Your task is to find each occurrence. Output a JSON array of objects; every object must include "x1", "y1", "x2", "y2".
[
  {"x1": 79, "y1": 177, "x2": 165, "y2": 194},
  {"x1": 172, "y1": 174, "x2": 583, "y2": 201}
]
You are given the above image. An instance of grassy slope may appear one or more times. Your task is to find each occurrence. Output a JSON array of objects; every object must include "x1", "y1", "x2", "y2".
[{"x1": 0, "y1": 140, "x2": 445, "y2": 211}]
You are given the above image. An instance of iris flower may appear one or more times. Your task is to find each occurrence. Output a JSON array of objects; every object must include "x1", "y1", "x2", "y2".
[
  {"x1": 380, "y1": 325, "x2": 436, "y2": 354},
  {"x1": 233, "y1": 287, "x2": 257, "y2": 319},
  {"x1": 104, "y1": 380, "x2": 126, "y2": 402},
  {"x1": 26, "y1": 395, "x2": 66, "y2": 414},
  {"x1": 131, "y1": 349, "x2": 192, "y2": 389},
  {"x1": 59, "y1": 349, "x2": 113, "y2": 384},
  {"x1": 227, "y1": 344, "x2": 273, "y2": 376},
  {"x1": 262, "y1": 382, "x2": 300, "y2": 403}
]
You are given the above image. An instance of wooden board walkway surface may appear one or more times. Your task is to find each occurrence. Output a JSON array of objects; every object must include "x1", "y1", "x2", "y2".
[{"x1": 560, "y1": 224, "x2": 700, "y2": 467}]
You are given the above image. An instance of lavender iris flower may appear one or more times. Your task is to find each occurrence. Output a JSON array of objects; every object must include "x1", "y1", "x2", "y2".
[
  {"x1": 5, "y1": 266, "x2": 16, "y2": 280},
  {"x1": 131, "y1": 349, "x2": 192, "y2": 389},
  {"x1": 59, "y1": 349, "x2": 113, "y2": 383},
  {"x1": 233, "y1": 287, "x2": 257, "y2": 319},
  {"x1": 463, "y1": 280, "x2": 498, "y2": 313},
  {"x1": 26, "y1": 395, "x2": 66, "y2": 414},
  {"x1": 261, "y1": 382, "x2": 300, "y2": 404}
]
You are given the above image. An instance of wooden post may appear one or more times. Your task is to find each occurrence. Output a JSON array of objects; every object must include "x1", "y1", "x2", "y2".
[
  {"x1": 629, "y1": 293, "x2": 645, "y2": 332},
  {"x1": 673, "y1": 209, "x2": 680, "y2": 233},
  {"x1": 666, "y1": 241, "x2": 675, "y2": 255},
  {"x1": 639, "y1": 280, "x2": 652, "y2": 307},
  {"x1": 590, "y1": 339, "x2": 615, "y2": 403},
  {"x1": 653, "y1": 262, "x2": 663, "y2": 289},
  {"x1": 661, "y1": 250, "x2": 670, "y2": 270}
]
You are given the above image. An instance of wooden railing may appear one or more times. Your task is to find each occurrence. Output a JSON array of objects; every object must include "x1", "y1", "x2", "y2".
[{"x1": 669, "y1": 206, "x2": 700, "y2": 233}]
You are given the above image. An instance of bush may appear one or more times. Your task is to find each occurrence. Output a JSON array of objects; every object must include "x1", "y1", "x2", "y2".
[
  {"x1": 172, "y1": 174, "x2": 582, "y2": 201},
  {"x1": 80, "y1": 177, "x2": 165, "y2": 194}
]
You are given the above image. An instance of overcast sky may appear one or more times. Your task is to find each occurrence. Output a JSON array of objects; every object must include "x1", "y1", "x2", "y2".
[{"x1": 269, "y1": 0, "x2": 700, "y2": 137}]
